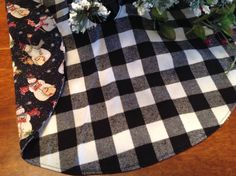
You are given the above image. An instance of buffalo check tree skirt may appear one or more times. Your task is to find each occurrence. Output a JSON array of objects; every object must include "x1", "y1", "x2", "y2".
[{"x1": 6, "y1": 0, "x2": 236, "y2": 175}]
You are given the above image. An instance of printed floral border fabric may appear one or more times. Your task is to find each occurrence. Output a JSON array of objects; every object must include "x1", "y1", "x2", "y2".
[{"x1": 6, "y1": 0, "x2": 65, "y2": 149}]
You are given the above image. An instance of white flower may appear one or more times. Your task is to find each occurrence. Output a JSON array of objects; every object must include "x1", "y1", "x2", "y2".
[
  {"x1": 69, "y1": 0, "x2": 110, "y2": 33},
  {"x1": 97, "y1": 4, "x2": 111, "y2": 16},
  {"x1": 77, "y1": 0, "x2": 91, "y2": 10},
  {"x1": 210, "y1": 0, "x2": 218, "y2": 6},
  {"x1": 71, "y1": 2, "x2": 83, "y2": 10},
  {"x1": 137, "y1": 6, "x2": 146, "y2": 15},
  {"x1": 69, "y1": 11, "x2": 77, "y2": 18},
  {"x1": 193, "y1": 8, "x2": 202, "y2": 17},
  {"x1": 133, "y1": 1, "x2": 153, "y2": 16},
  {"x1": 202, "y1": 5, "x2": 210, "y2": 14}
]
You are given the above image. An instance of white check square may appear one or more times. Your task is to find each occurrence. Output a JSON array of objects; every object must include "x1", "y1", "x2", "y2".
[
  {"x1": 73, "y1": 106, "x2": 91, "y2": 127},
  {"x1": 196, "y1": 76, "x2": 217, "y2": 93},
  {"x1": 135, "y1": 89, "x2": 155, "y2": 107},
  {"x1": 209, "y1": 46, "x2": 229, "y2": 59},
  {"x1": 105, "y1": 96, "x2": 124, "y2": 117},
  {"x1": 40, "y1": 152, "x2": 61, "y2": 172},
  {"x1": 119, "y1": 30, "x2": 136, "y2": 48},
  {"x1": 57, "y1": 20, "x2": 72, "y2": 36},
  {"x1": 92, "y1": 38, "x2": 108, "y2": 56},
  {"x1": 180, "y1": 113, "x2": 203, "y2": 132},
  {"x1": 184, "y1": 49, "x2": 203, "y2": 65},
  {"x1": 77, "y1": 141, "x2": 99, "y2": 165},
  {"x1": 41, "y1": 115, "x2": 58, "y2": 137},
  {"x1": 181, "y1": 8, "x2": 197, "y2": 18},
  {"x1": 156, "y1": 53, "x2": 174, "y2": 71},
  {"x1": 167, "y1": 12, "x2": 175, "y2": 20},
  {"x1": 211, "y1": 105, "x2": 230, "y2": 125},
  {"x1": 146, "y1": 120, "x2": 169, "y2": 142},
  {"x1": 166, "y1": 82, "x2": 187, "y2": 99},
  {"x1": 227, "y1": 69, "x2": 236, "y2": 86},
  {"x1": 127, "y1": 60, "x2": 145, "y2": 78},
  {"x1": 56, "y1": 7, "x2": 69, "y2": 19},
  {"x1": 68, "y1": 77, "x2": 86, "y2": 94},
  {"x1": 175, "y1": 28, "x2": 187, "y2": 41},
  {"x1": 66, "y1": 49, "x2": 81, "y2": 66},
  {"x1": 98, "y1": 67, "x2": 116, "y2": 86},
  {"x1": 146, "y1": 30, "x2": 162, "y2": 42},
  {"x1": 113, "y1": 130, "x2": 134, "y2": 154}
]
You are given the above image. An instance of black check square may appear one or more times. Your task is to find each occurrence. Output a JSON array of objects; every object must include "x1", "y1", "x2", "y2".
[
  {"x1": 55, "y1": 95, "x2": 72, "y2": 114},
  {"x1": 22, "y1": 137, "x2": 40, "y2": 159},
  {"x1": 129, "y1": 16, "x2": 143, "y2": 29},
  {"x1": 188, "y1": 38, "x2": 208, "y2": 49},
  {"x1": 87, "y1": 87, "x2": 105, "y2": 105},
  {"x1": 170, "y1": 133, "x2": 191, "y2": 154},
  {"x1": 164, "y1": 41, "x2": 182, "y2": 53},
  {"x1": 47, "y1": 6, "x2": 57, "y2": 15},
  {"x1": 101, "y1": 20, "x2": 118, "y2": 37},
  {"x1": 116, "y1": 79, "x2": 134, "y2": 95},
  {"x1": 73, "y1": 32, "x2": 91, "y2": 48},
  {"x1": 125, "y1": 108, "x2": 145, "y2": 129},
  {"x1": 169, "y1": 8, "x2": 192, "y2": 27},
  {"x1": 58, "y1": 128, "x2": 77, "y2": 151},
  {"x1": 205, "y1": 60, "x2": 224, "y2": 75},
  {"x1": 109, "y1": 49, "x2": 126, "y2": 66},
  {"x1": 188, "y1": 94, "x2": 210, "y2": 111},
  {"x1": 219, "y1": 87, "x2": 236, "y2": 104},
  {"x1": 175, "y1": 65, "x2": 195, "y2": 81},
  {"x1": 67, "y1": 0, "x2": 73, "y2": 4},
  {"x1": 100, "y1": 155, "x2": 121, "y2": 173},
  {"x1": 146, "y1": 72, "x2": 164, "y2": 87},
  {"x1": 174, "y1": 19, "x2": 192, "y2": 28},
  {"x1": 204, "y1": 126, "x2": 219, "y2": 137},
  {"x1": 137, "y1": 42, "x2": 155, "y2": 59},
  {"x1": 63, "y1": 166, "x2": 82, "y2": 175},
  {"x1": 92, "y1": 118, "x2": 112, "y2": 139},
  {"x1": 121, "y1": 0, "x2": 136, "y2": 5},
  {"x1": 81, "y1": 59, "x2": 97, "y2": 76},
  {"x1": 169, "y1": 8, "x2": 185, "y2": 19},
  {"x1": 157, "y1": 100, "x2": 179, "y2": 119},
  {"x1": 135, "y1": 144, "x2": 158, "y2": 167}
]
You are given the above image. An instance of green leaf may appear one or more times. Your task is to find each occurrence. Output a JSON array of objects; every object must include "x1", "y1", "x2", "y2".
[
  {"x1": 221, "y1": 25, "x2": 234, "y2": 37},
  {"x1": 228, "y1": 4, "x2": 236, "y2": 14},
  {"x1": 218, "y1": 14, "x2": 234, "y2": 37},
  {"x1": 219, "y1": 16, "x2": 233, "y2": 27},
  {"x1": 227, "y1": 13, "x2": 236, "y2": 24},
  {"x1": 192, "y1": 24, "x2": 206, "y2": 40},
  {"x1": 151, "y1": 8, "x2": 168, "y2": 23},
  {"x1": 206, "y1": 0, "x2": 214, "y2": 5},
  {"x1": 217, "y1": 4, "x2": 235, "y2": 16},
  {"x1": 159, "y1": 24, "x2": 176, "y2": 40}
]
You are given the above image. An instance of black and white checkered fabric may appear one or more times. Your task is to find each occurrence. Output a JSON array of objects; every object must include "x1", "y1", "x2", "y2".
[{"x1": 22, "y1": 1, "x2": 236, "y2": 175}]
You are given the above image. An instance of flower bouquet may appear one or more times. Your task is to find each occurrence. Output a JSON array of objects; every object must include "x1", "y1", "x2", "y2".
[
  {"x1": 69, "y1": 0, "x2": 112, "y2": 33},
  {"x1": 69, "y1": 0, "x2": 236, "y2": 71},
  {"x1": 133, "y1": 0, "x2": 235, "y2": 40}
]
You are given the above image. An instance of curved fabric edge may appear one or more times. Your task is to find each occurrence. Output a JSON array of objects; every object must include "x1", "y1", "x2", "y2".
[
  {"x1": 5, "y1": 0, "x2": 65, "y2": 151},
  {"x1": 25, "y1": 104, "x2": 236, "y2": 175}
]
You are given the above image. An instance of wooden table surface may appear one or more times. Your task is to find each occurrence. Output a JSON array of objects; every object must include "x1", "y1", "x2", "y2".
[{"x1": 0, "y1": 0, "x2": 236, "y2": 175}]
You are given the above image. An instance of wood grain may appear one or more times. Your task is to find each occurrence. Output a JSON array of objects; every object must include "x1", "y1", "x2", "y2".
[{"x1": 0, "y1": 0, "x2": 236, "y2": 175}]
